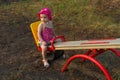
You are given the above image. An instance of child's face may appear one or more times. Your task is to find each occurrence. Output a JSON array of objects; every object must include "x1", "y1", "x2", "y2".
[{"x1": 40, "y1": 14, "x2": 49, "y2": 22}]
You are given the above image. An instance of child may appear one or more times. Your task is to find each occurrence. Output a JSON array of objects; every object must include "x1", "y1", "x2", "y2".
[{"x1": 37, "y1": 8, "x2": 55, "y2": 68}]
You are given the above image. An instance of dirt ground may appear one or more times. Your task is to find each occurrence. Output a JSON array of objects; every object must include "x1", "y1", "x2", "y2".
[{"x1": 0, "y1": 21, "x2": 120, "y2": 80}]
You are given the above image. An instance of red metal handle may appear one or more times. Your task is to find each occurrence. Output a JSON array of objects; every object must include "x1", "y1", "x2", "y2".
[
  {"x1": 50, "y1": 35, "x2": 65, "y2": 50},
  {"x1": 108, "y1": 48, "x2": 120, "y2": 57}
]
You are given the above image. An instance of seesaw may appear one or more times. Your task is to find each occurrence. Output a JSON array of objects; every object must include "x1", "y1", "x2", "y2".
[{"x1": 30, "y1": 21, "x2": 120, "y2": 80}]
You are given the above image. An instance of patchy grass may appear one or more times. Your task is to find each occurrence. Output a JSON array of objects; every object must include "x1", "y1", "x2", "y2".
[
  {"x1": 0, "y1": 0, "x2": 120, "y2": 40},
  {"x1": 0, "y1": 0, "x2": 120, "y2": 80}
]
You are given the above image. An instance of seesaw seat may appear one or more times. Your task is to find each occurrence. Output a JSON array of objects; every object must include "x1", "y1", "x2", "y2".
[{"x1": 30, "y1": 21, "x2": 65, "y2": 60}]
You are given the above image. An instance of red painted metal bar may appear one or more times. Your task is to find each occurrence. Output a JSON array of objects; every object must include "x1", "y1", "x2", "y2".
[
  {"x1": 61, "y1": 54, "x2": 112, "y2": 80},
  {"x1": 81, "y1": 49, "x2": 91, "y2": 62},
  {"x1": 37, "y1": 45, "x2": 54, "y2": 51},
  {"x1": 90, "y1": 49, "x2": 106, "y2": 58},
  {"x1": 37, "y1": 35, "x2": 65, "y2": 51},
  {"x1": 82, "y1": 49, "x2": 106, "y2": 62},
  {"x1": 50, "y1": 35, "x2": 66, "y2": 50},
  {"x1": 85, "y1": 49, "x2": 92, "y2": 55},
  {"x1": 108, "y1": 48, "x2": 120, "y2": 57}
]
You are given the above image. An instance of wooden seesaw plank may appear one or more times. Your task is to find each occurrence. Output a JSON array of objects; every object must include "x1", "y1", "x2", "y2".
[{"x1": 54, "y1": 38, "x2": 120, "y2": 50}]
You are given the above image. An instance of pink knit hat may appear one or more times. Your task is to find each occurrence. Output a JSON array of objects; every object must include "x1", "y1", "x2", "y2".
[{"x1": 38, "y1": 8, "x2": 52, "y2": 20}]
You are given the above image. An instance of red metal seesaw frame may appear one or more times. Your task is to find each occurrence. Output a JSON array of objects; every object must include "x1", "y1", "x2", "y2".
[
  {"x1": 60, "y1": 47, "x2": 120, "y2": 80},
  {"x1": 81, "y1": 48, "x2": 120, "y2": 62},
  {"x1": 61, "y1": 54, "x2": 112, "y2": 80},
  {"x1": 37, "y1": 36, "x2": 120, "y2": 80}
]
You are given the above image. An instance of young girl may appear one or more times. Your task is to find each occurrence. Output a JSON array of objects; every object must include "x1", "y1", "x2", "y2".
[{"x1": 37, "y1": 8, "x2": 55, "y2": 68}]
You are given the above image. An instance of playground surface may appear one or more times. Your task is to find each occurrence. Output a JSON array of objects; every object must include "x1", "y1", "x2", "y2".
[{"x1": 0, "y1": 22, "x2": 120, "y2": 80}]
